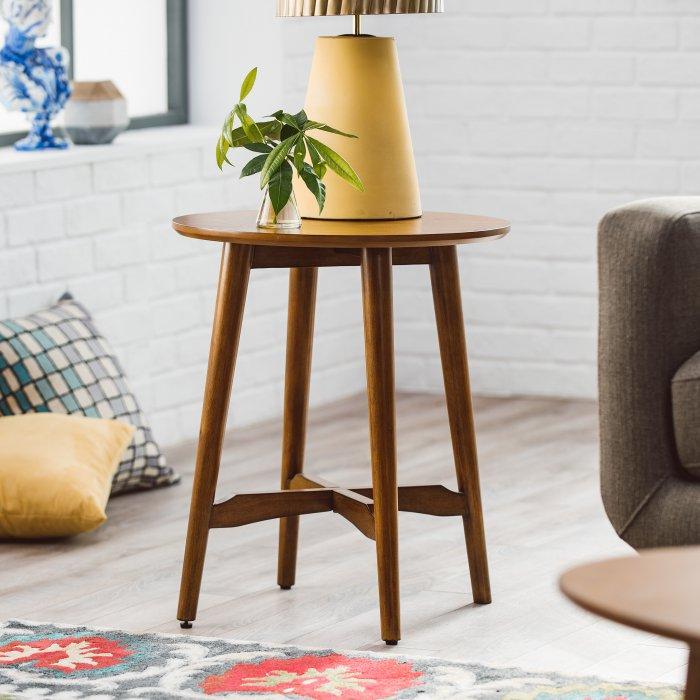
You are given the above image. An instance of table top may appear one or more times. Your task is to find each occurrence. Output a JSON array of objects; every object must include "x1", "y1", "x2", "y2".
[
  {"x1": 560, "y1": 547, "x2": 700, "y2": 646},
  {"x1": 172, "y1": 211, "x2": 510, "y2": 249}
]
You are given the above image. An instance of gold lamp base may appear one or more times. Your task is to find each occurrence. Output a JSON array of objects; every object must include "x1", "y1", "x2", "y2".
[{"x1": 297, "y1": 36, "x2": 422, "y2": 221}]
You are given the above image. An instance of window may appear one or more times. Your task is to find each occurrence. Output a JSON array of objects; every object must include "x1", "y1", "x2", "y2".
[{"x1": 0, "y1": 0, "x2": 187, "y2": 147}]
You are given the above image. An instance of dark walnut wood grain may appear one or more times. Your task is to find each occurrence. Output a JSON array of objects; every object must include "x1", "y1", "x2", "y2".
[
  {"x1": 560, "y1": 547, "x2": 700, "y2": 700},
  {"x1": 277, "y1": 268, "x2": 318, "y2": 590},
  {"x1": 177, "y1": 243, "x2": 252, "y2": 626},
  {"x1": 174, "y1": 211, "x2": 507, "y2": 643},
  {"x1": 173, "y1": 210, "x2": 509, "y2": 249}
]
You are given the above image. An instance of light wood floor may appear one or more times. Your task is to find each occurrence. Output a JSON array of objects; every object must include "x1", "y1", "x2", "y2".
[{"x1": 1, "y1": 394, "x2": 688, "y2": 684}]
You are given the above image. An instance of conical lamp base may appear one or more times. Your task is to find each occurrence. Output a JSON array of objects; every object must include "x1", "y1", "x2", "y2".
[{"x1": 297, "y1": 36, "x2": 422, "y2": 221}]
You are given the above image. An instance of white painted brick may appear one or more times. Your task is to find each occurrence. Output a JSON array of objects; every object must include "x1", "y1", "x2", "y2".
[
  {"x1": 37, "y1": 239, "x2": 93, "y2": 282},
  {"x1": 552, "y1": 125, "x2": 636, "y2": 157},
  {"x1": 96, "y1": 304, "x2": 151, "y2": 345},
  {"x1": 638, "y1": 54, "x2": 700, "y2": 85},
  {"x1": 7, "y1": 204, "x2": 64, "y2": 246},
  {"x1": 36, "y1": 165, "x2": 92, "y2": 202},
  {"x1": 150, "y1": 149, "x2": 201, "y2": 186},
  {"x1": 174, "y1": 181, "x2": 226, "y2": 213},
  {"x1": 507, "y1": 88, "x2": 589, "y2": 118},
  {"x1": 122, "y1": 187, "x2": 176, "y2": 224},
  {"x1": 94, "y1": 225, "x2": 149, "y2": 270},
  {"x1": 0, "y1": 172, "x2": 34, "y2": 207},
  {"x1": 470, "y1": 123, "x2": 549, "y2": 156},
  {"x1": 0, "y1": 248, "x2": 37, "y2": 288},
  {"x1": 6, "y1": 284, "x2": 61, "y2": 317},
  {"x1": 94, "y1": 158, "x2": 149, "y2": 193},
  {"x1": 66, "y1": 272, "x2": 124, "y2": 312},
  {"x1": 424, "y1": 18, "x2": 506, "y2": 49},
  {"x1": 592, "y1": 89, "x2": 677, "y2": 120},
  {"x1": 508, "y1": 19, "x2": 590, "y2": 50},
  {"x1": 551, "y1": 0, "x2": 634, "y2": 14},
  {"x1": 456, "y1": 0, "x2": 548, "y2": 15},
  {"x1": 549, "y1": 53, "x2": 635, "y2": 84},
  {"x1": 594, "y1": 161, "x2": 679, "y2": 193},
  {"x1": 152, "y1": 366, "x2": 206, "y2": 411},
  {"x1": 680, "y1": 91, "x2": 700, "y2": 119},
  {"x1": 507, "y1": 159, "x2": 593, "y2": 191},
  {"x1": 149, "y1": 224, "x2": 203, "y2": 261},
  {"x1": 637, "y1": 0, "x2": 700, "y2": 15},
  {"x1": 151, "y1": 295, "x2": 202, "y2": 336},
  {"x1": 594, "y1": 18, "x2": 677, "y2": 50},
  {"x1": 64, "y1": 194, "x2": 121, "y2": 236}
]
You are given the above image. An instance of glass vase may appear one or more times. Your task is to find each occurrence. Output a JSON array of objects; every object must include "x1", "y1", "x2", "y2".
[{"x1": 256, "y1": 188, "x2": 302, "y2": 229}]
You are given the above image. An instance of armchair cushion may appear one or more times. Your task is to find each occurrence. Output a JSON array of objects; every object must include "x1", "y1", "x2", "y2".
[{"x1": 672, "y1": 350, "x2": 700, "y2": 479}]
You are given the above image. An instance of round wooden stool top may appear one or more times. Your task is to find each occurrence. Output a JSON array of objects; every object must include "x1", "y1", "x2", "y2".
[
  {"x1": 172, "y1": 210, "x2": 510, "y2": 249},
  {"x1": 560, "y1": 547, "x2": 700, "y2": 646}
]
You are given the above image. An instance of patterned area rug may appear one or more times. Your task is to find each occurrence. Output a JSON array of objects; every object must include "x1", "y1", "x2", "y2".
[{"x1": 0, "y1": 620, "x2": 682, "y2": 699}]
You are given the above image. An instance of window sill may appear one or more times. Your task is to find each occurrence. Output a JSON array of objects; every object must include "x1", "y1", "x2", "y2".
[{"x1": 0, "y1": 125, "x2": 217, "y2": 174}]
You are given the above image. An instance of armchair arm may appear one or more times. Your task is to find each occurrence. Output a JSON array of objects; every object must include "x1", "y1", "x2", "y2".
[{"x1": 599, "y1": 197, "x2": 700, "y2": 548}]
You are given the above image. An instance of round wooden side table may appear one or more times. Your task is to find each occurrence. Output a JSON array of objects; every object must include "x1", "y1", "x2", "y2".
[
  {"x1": 560, "y1": 547, "x2": 700, "y2": 698},
  {"x1": 171, "y1": 210, "x2": 510, "y2": 644}
]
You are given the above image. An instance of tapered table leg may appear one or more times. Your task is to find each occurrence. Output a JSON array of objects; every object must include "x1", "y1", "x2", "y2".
[
  {"x1": 278, "y1": 267, "x2": 318, "y2": 590},
  {"x1": 430, "y1": 246, "x2": 492, "y2": 605},
  {"x1": 687, "y1": 647, "x2": 700, "y2": 700},
  {"x1": 362, "y1": 248, "x2": 401, "y2": 645},
  {"x1": 177, "y1": 243, "x2": 253, "y2": 626}
]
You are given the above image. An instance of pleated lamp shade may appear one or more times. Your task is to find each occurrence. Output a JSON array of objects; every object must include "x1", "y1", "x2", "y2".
[{"x1": 276, "y1": 0, "x2": 444, "y2": 16}]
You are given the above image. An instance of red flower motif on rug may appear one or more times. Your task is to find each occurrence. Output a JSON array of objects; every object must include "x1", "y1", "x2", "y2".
[
  {"x1": 201, "y1": 653, "x2": 423, "y2": 699},
  {"x1": 0, "y1": 636, "x2": 131, "y2": 673}
]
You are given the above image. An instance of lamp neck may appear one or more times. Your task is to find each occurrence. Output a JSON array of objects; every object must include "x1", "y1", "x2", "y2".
[{"x1": 354, "y1": 13, "x2": 361, "y2": 36}]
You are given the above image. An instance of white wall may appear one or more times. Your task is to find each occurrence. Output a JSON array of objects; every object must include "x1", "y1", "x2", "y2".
[
  {"x1": 5, "y1": 1, "x2": 699, "y2": 453},
  {"x1": 281, "y1": 0, "x2": 700, "y2": 400}
]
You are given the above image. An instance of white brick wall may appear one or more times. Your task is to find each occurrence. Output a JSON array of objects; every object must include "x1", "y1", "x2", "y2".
[
  {"x1": 0, "y1": 127, "x2": 366, "y2": 449},
  {"x1": 4, "y1": 0, "x2": 700, "y2": 454},
  {"x1": 281, "y1": 1, "x2": 700, "y2": 399}
]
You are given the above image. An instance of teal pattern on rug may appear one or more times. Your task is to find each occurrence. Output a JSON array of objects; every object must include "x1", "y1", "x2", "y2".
[{"x1": 0, "y1": 620, "x2": 682, "y2": 699}]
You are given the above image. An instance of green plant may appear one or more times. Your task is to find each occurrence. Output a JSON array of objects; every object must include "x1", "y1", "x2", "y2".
[{"x1": 216, "y1": 67, "x2": 364, "y2": 216}]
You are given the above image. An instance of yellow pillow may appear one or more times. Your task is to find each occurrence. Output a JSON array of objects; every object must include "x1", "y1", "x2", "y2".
[{"x1": 0, "y1": 414, "x2": 134, "y2": 539}]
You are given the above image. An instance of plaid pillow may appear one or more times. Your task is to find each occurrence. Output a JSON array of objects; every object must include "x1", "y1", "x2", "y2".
[{"x1": 0, "y1": 294, "x2": 179, "y2": 495}]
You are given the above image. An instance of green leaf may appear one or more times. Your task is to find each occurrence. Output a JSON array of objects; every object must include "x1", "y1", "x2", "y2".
[
  {"x1": 240, "y1": 154, "x2": 268, "y2": 178},
  {"x1": 293, "y1": 139, "x2": 306, "y2": 175},
  {"x1": 304, "y1": 121, "x2": 357, "y2": 138},
  {"x1": 307, "y1": 137, "x2": 364, "y2": 191},
  {"x1": 280, "y1": 124, "x2": 298, "y2": 141},
  {"x1": 236, "y1": 104, "x2": 264, "y2": 143},
  {"x1": 223, "y1": 113, "x2": 236, "y2": 146},
  {"x1": 300, "y1": 164, "x2": 326, "y2": 213},
  {"x1": 260, "y1": 134, "x2": 300, "y2": 188},
  {"x1": 277, "y1": 112, "x2": 301, "y2": 131},
  {"x1": 268, "y1": 161, "x2": 294, "y2": 214},
  {"x1": 294, "y1": 110, "x2": 308, "y2": 128},
  {"x1": 216, "y1": 135, "x2": 233, "y2": 170},
  {"x1": 305, "y1": 139, "x2": 327, "y2": 179},
  {"x1": 245, "y1": 142, "x2": 273, "y2": 154},
  {"x1": 239, "y1": 67, "x2": 257, "y2": 102},
  {"x1": 216, "y1": 138, "x2": 224, "y2": 170}
]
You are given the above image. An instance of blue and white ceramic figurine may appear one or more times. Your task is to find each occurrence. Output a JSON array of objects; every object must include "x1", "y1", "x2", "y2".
[{"x1": 0, "y1": 0, "x2": 71, "y2": 150}]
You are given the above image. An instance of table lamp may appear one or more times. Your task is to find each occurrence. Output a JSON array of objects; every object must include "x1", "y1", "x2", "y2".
[{"x1": 276, "y1": 0, "x2": 445, "y2": 221}]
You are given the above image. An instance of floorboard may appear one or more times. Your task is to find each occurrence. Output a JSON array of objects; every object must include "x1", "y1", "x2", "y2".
[{"x1": 0, "y1": 393, "x2": 688, "y2": 683}]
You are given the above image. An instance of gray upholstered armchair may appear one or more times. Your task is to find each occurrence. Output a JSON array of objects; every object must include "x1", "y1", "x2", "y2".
[{"x1": 599, "y1": 198, "x2": 700, "y2": 549}]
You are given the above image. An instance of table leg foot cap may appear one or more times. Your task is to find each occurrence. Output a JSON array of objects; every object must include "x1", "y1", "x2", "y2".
[
  {"x1": 280, "y1": 585, "x2": 293, "y2": 590},
  {"x1": 180, "y1": 621, "x2": 193, "y2": 629},
  {"x1": 385, "y1": 640, "x2": 398, "y2": 646}
]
